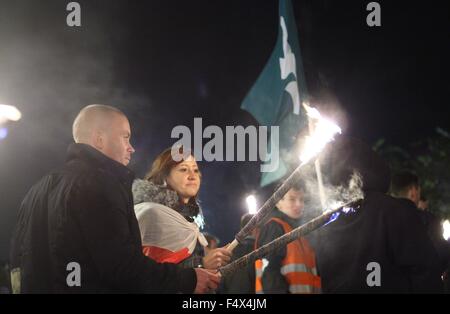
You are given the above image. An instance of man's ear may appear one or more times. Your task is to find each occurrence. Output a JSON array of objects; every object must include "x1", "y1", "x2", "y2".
[
  {"x1": 406, "y1": 187, "x2": 414, "y2": 201},
  {"x1": 92, "y1": 130, "x2": 104, "y2": 151},
  {"x1": 407, "y1": 186, "x2": 418, "y2": 203}
]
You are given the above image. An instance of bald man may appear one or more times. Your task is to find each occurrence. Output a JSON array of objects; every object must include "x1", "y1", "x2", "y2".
[{"x1": 10, "y1": 105, "x2": 219, "y2": 293}]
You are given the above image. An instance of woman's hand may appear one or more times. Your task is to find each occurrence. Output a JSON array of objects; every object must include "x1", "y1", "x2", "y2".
[{"x1": 202, "y1": 247, "x2": 232, "y2": 270}]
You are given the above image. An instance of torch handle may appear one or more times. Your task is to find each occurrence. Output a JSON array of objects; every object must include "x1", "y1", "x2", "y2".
[
  {"x1": 235, "y1": 162, "x2": 306, "y2": 243},
  {"x1": 220, "y1": 199, "x2": 362, "y2": 278},
  {"x1": 226, "y1": 239, "x2": 239, "y2": 253}
]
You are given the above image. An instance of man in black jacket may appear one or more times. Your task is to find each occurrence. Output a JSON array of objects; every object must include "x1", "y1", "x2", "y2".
[
  {"x1": 390, "y1": 171, "x2": 449, "y2": 289},
  {"x1": 10, "y1": 104, "x2": 219, "y2": 293},
  {"x1": 315, "y1": 137, "x2": 443, "y2": 293}
]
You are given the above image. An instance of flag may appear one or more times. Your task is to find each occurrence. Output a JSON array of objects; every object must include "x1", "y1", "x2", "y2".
[
  {"x1": 241, "y1": 0, "x2": 308, "y2": 186},
  {"x1": 135, "y1": 202, "x2": 208, "y2": 263}
]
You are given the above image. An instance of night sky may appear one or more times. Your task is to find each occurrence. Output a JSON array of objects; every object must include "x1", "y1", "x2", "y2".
[{"x1": 0, "y1": 0, "x2": 449, "y2": 260}]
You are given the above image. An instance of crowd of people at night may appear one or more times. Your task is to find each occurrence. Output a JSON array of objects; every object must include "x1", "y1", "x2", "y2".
[{"x1": 0, "y1": 105, "x2": 448, "y2": 294}]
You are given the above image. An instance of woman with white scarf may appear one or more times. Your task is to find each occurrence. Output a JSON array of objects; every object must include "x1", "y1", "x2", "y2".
[{"x1": 132, "y1": 147, "x2": 231, "y2": 270}]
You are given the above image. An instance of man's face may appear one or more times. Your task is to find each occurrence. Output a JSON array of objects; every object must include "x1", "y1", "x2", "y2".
[
  {"x1": 409, "y1": 185, "x2": 421, "y2": 207},
  {"x1": 100, "y1": 114, "x2": 135, "y2": 166},
  {"x1": 276, "y1": 188, "x2": 305, "y2": 219}
]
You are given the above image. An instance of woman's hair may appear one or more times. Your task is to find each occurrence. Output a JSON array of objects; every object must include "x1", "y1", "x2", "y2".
[{"x1": 144, "y1": 146, "x2": 202, "y2": 188}]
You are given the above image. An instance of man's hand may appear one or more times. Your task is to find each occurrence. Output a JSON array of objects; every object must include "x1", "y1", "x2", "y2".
[
  {"x1": 193, "y1": 268, "x2": 221, "y2": 294},
  {"x1": 202, "y1": 247, "x2": 232, "y2": 270}
]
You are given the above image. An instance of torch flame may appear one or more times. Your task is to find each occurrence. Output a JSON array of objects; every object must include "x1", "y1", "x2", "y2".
[{"x1": 299, "y1": 103, "x2": 341, "y2": 163}]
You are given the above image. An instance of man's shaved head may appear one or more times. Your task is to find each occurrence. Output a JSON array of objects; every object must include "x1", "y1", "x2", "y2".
[
  {"x1": 72, "y1": 104, "x2": 125, "y2": 143},
  {"x1": 72, "y1": 104, "x2": 135, "y2": 166}
]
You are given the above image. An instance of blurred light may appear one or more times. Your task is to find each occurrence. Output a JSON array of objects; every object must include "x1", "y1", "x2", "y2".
[
  {"x1": 299, "y1": 103, "x2": 341, "y2": 163},
  {"x1": 328, "y1": 201, "x2": 343, "y2": 211},
  {"x1": 246, "y1": 194, "x2": 257, "y2": 215},
  {"x1": 0, "y1": 104, "x2": 22, "y2": 123},
  {"x1": 324, "y1": 212, "x2": 340, "y2": 226},
  {"x1": 0, "y1": 127, "x2": 7, "y2": 140},
  {"x1": 443, "y1": 220, "x2": 450, "y2": 241}
]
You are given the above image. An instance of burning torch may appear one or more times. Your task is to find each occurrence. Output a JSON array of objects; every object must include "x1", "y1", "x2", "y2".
[
  {"x1": 227, "y1": 104, "x2": 341, "y2": 252},
  {"x1": 220, "y1": 199, "x2": 363, "y2": 277}
]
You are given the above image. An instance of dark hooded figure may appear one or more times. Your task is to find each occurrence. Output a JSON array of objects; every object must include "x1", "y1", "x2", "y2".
[{"x1": 315, "y1": 137, "x2": 443, "y2": 293}]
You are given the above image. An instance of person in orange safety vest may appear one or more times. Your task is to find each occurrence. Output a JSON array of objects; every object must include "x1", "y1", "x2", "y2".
[{"x1": 255, "y1": 182, "x2": 321, "y2": 294}]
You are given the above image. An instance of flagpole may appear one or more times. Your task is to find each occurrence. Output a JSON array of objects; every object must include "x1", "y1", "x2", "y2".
[
  {"x1": 305, "y1": 101, "x2": 327, "y2": 209},
  {"x1": 314, "y1": 159, "x2": 326, "y2": 209}
]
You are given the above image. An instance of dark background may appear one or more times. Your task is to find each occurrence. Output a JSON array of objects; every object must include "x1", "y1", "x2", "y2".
[{"x1": 0, "y1": 0, "x2": 449, "y2": 260}]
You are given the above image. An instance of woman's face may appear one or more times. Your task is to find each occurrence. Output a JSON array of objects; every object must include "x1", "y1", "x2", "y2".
[{"x1": 166, "y1": 155, "x2": 201, "y2": 203}]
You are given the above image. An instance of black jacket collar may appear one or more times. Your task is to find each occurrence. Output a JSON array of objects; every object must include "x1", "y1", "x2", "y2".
[
  {"x1": 66, "y1": 143, "x2": 135, "y2": 185},
  {"x1": 395, "y1": 197, "x2": 419, "y2": 210}
]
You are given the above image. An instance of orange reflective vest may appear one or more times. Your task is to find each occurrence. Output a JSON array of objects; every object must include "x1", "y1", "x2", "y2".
[{"x1": 255, "y1": 217, "x2": 321, "y2": 294}]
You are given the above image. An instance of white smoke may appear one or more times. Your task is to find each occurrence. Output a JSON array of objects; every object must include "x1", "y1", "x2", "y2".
[{"x1": 302, "y1": 166, "x2": 364, "y2": 216}]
